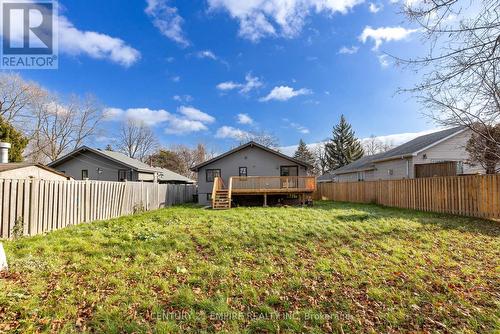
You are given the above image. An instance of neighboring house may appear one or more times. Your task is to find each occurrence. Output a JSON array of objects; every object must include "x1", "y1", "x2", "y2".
[
  {"x1": 0, "y1": 142, "x2": 71, "y2": 180},
  {"x1": 0, "y1": 163, "x2": 72, "y2": 180},
  {"x1": 48, "y1": 146, "x2": 194, "y2": 184},
  {"x1": 319, "y1": 127, "x2": 485, "y2": 183},
  {"x1": 191, "y1": 141, "x2": 316, "y2": 207}
]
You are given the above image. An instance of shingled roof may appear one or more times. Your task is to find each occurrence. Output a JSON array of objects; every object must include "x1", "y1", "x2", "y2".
[
  {"x1": 49, "y1": 146, "x2": 194, "y2": 183},
  {"x1": 373, "y1": 126, "x2": 466, "y2": 162},
  {"x1": 319, "y1": 126, "x2": 466, "y2": 177}
]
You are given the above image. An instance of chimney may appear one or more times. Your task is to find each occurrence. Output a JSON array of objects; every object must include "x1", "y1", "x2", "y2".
[{"x1": 0, "y1": 142, "x2": 11, "y2": 164}]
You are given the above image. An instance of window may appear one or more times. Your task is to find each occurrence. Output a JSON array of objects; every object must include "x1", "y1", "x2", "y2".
[
  {"x1": 388, "y1": 169, "x2": 394, "y2": 176},
  {"x1": 239, "y1": 167, "x2": 247, "y2": 177},
  {"x1": 207, "y1": 193, "x2": 212, "y2": 200},
  {"x1": 357, "y1": 171, "x2": 365, "y2": 181},
  {"x1": 206, "y1": 169, "x2": 221, "y2": 182},
  {"x1": 81, "y1": 170, "x2": 88, "y2": 179},
  {"x1": 280, "y1": 166, "x2": 298, "y2": 177},
  {"x1": 118, "y1": 170, "x2": 128, "y2": 182}
]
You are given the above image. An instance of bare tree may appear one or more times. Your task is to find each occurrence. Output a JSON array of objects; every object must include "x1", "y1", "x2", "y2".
[
  {"x1": 29, "y1": 94, "x2": 103, "y2": 162},
  {"x1": 117, "y1": 120, "x2": 158, "y2": 161},
  {"x1": 363, "y1": 135, "x2": 384, "y2": 155},
  {"x1": 399, "y1": 0, "x2": 500, "y2": 154},
  {"x1": 314, "y1": 142, "x2": 329, "y2": 175},
  {"x1": 148, "y1": 143, "x2": 215, "y2": 179},
  {"x1": 237, "y1": 130, "x2": 280, "y2": 149},
  {"x1": 466, "y1": 124, "x2": 500, "y2": 174},
  {"x1": 170, "y1": 143, "x2": 215, "y2": 179},
  {"x1": 362, "y1": 135, "x2": 395, "y2": 155},
  {"x1": 0, "y1": 73, "x2": 46, "y2": 124}
]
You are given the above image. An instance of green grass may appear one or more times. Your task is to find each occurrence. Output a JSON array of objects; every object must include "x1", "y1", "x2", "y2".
[{"x1": 1, "y1": 202, "x2": 499, "y2": 333}]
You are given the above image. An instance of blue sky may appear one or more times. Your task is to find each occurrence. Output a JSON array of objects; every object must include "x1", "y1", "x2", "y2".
[{"x1": 18, "y1": 0, "x2": 435, "y2": 152}]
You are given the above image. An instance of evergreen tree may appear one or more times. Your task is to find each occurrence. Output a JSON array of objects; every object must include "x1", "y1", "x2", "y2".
[
  {"x1": 0, "y1": 117, "x2": 28, "y2": 162},
  {"x1": 293, "y1": 139, "x2": 316, "y2": 173},
  {"x1": 325, "y1": 115, "x2": 364, "y2": 171}
]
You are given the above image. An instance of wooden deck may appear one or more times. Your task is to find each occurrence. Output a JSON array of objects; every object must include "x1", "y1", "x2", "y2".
[{"x1": 212, "y1": 176, "x2": 316, "y2": 209}]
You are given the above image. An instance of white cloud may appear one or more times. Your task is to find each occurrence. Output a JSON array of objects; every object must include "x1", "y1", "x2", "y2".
[
  {"x1": 215, "y1": 126, "x2": 249, "y2": 139},
  {"x1": 171, "y1": 76, "x2": 181, "y2": 82},
  {"x1": 57, "y1": 16, "x2": 141, "y2": 67},
  {"x1": 103, "y1": 107, "x2": 124, "y2": 121},
  {"x1": 123, "y1": 108, "x2": 171, "y2": 126},
  {"x1": 217, "y1": 73, "x2": 263, "y2": 94},
  {"x1": 207, "y1": 0, "x2": 365, "y2": 41},
  {"x1": 103, "y1": 107, "x2": 171, "y2": 126},
  {"x1": 103, "y1": 105, "x2": 214, "y2": 135},
  {"x1": 178, "y1": 106, "x2": 215, "y2": 123},
  {"x1": 2, "y1": 5, "x2": 140, "y2": 67},
  {"x1": 145, "y1": 0, "x2": 189, "y2": 47},
  {"x1": 165, "y1": 118, "x2": 208, "y2": 134},
  {"x1": 196, "y1": 50, "x2": 217, "y2": 60},
  {"x1": 217, "y1": 81, "x2": 241, "y2": 91},
  {"x1": 173, "y1": 95, "x2": 193, "y2": 102},
  {"x1": 283, "y1": 118, "x2": 309, "y2": 134},
  {"x1": 237, "y1": 113, "x2": 253, "y2": 125},
  {"x1": 368, "y1": 3, "x2": 382, "y2": 13},
  {"x1": 260, "y1": 86, "x2": 312, "y2": 102},
  {"x1": 359, "y1": 26, "x2": 418, "y2": 50},
  {"x1": 378, "y1": 54, "x2": 390, "y2": 68},
  {"x1": 338, "y1": 46, "x2": 359, "y2": 54}
]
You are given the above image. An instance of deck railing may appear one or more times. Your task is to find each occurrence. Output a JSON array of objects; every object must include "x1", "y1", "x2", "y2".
[{"x1": 229, "y1": 176, "x2": 316, "y2": 193}]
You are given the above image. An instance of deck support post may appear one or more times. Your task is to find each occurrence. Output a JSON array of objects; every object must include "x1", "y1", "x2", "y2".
[{"x1": 263, "y1": 193, "x2": 268, "y2": 207}]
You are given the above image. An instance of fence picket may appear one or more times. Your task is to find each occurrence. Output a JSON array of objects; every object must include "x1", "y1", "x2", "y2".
[
  {"x1": 314, "y1": 175, "x2": 499, "y2": 219},
  {"x1": 0, "y1": 180, "x2": 196, "y2": 238}
]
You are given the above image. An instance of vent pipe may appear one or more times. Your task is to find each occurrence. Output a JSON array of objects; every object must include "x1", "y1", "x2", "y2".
[{"x1": 0, "y1": 142, "x2": 11, "y2": 164}]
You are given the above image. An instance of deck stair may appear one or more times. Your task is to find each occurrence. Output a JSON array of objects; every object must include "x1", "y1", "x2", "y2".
[
  {"x1": 213, "y1": 189, "x2": 230, "y2": 210},
  {"x1": 212, "y1": 177, "x2": 231, "y2": 210}
]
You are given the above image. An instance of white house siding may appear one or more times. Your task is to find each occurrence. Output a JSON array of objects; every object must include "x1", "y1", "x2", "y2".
[
  {"x1": 336, "y1": 170, "x2": 375, "y2": 182},
  {"x1": 0, "y1": 166, "x2": 68, "y2": 180},
  {"x1": 413, "y1": 129, "x2": 484, "y2": 174},
  {"x1": 372, "y1": 158, "x2": 413, "y2": 180},
  {"x1": 197, "y1": 146, "x2": 307, "y2": 206}
]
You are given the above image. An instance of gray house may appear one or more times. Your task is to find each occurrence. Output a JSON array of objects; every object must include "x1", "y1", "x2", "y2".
[
  {"x1": 318, "y1": 126, "x2": 484, "y2": 183},
  {"x1": 191, "y1": 141, "x2": 315, "y2": 208},
  {"x1": 48, "y1": 146, "x2": 194, "y2": 184}
]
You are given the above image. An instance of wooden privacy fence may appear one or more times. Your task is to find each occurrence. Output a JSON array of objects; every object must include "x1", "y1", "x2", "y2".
[
  {"x1": 0, "y1": 179, "x2": 196, "y2": 238},
  {"x1": 313, "y1": 174, "x2": 500, "y2": 219}
]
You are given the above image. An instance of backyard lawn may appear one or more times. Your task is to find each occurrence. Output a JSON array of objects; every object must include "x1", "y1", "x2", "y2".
[{"x1": 1, "y1": 202, "x2": 499, "y2": 333}]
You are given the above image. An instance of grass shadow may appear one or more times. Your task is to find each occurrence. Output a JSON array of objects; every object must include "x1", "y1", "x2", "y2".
[{"x1": 312, "y1": 201, "x2": 500, "y2": 238}]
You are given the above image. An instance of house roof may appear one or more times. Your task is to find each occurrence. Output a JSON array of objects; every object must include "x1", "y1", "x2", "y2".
[
  {"x1": 373, "y1": 126, "x2": 466, "y2": 162},
  {"x1": 319, "y1": 126, "x2": 466, "y2": 177},
  {"x1": 190, "y1": 141, "x2": 312, "y2": 172},
  {"x1": 0, "y1": 163, "x2": 72, "y2": 179},
  {"x1": 49, "y1": 146, "x2": 195, "y2": 183},
  {"x1": 331, "y1": 152, "x2": 386, "y2": 175},
  {"x1": 153, "y1": 167, "x2": 195, "y2": 183}
]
